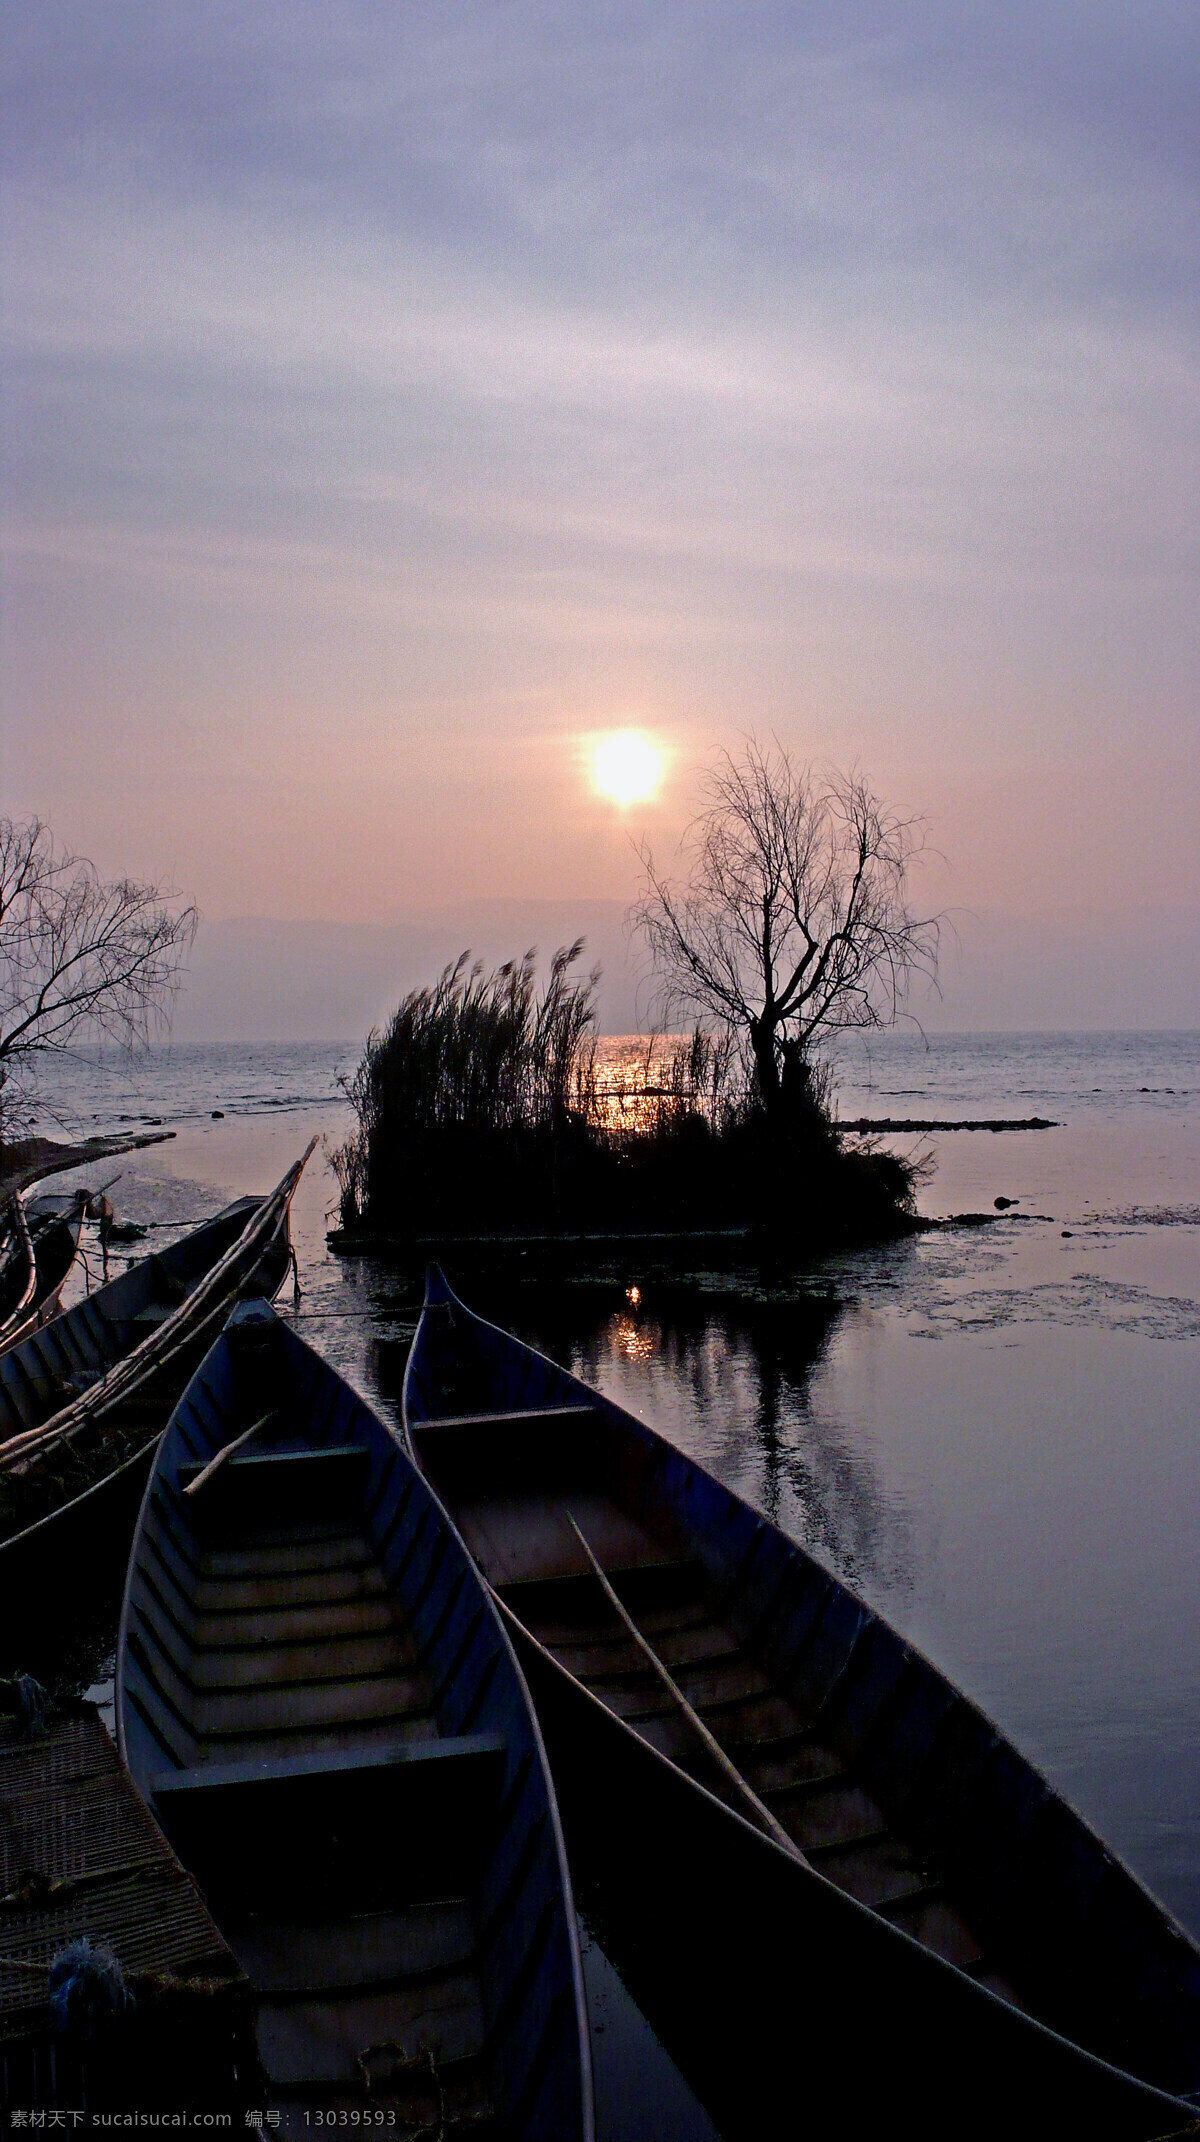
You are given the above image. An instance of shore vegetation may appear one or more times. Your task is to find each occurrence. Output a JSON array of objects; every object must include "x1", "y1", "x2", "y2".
[
  {"x1": 333, "y1": 741, "x2": 935, "y2": 1250},
  {"x1": 331, "y1": 943, "x2": 916, "y2": 1246}
]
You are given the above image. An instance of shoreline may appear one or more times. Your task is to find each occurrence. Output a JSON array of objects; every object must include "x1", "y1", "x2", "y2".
[
  {"x1": 0, "y1": 1130, "x2": 176, "y2": 1199},
  {"x1": 843, "y1": 1115, "x2": 1059, "y2": 1133},
  {"x1": 326, "y1": 1210, "x2": 934, "y2": 1272}
]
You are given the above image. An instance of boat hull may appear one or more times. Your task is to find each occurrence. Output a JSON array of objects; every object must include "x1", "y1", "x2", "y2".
[
  {"x1": 0, "y1": 1434, "x2": 159, "y2": 1667},
  {"x1": 0, "y1": 1191, "x2": 87, "y2": 1353},
  {"x1": 0, "y1": 1195, "x2": 274, "y2": 1446},
  {"x1": 512, "y1": 1607, "x2": 1195, "y2": 2139},
  {"x1": 118, "y1": 1301, "x2": 592, "y2": 2140},
  {"x1": 0, "y1": 1193, "x2": 294, "y2": 1658},
  {"x1": 403, "y1": 1270, "x2": 1200, "y2": 2137}
]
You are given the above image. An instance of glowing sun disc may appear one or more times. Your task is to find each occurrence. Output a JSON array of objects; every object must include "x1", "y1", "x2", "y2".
[{"x1": 592, "y1": 731, "x2": 662, "y2": 806}]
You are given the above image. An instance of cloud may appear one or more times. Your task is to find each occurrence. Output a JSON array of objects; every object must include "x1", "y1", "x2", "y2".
[{"x1": 2, "y1": 2, "x2": 1197, "y2": 1016}]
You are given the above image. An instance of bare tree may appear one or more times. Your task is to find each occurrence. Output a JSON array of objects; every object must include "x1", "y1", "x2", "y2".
[
  {"x1": 0, "y1": 817, "x2": 198, "y2": 1139},
  {"x1": 632, "y1": 740, "x2": 939, "y2": 1122}
]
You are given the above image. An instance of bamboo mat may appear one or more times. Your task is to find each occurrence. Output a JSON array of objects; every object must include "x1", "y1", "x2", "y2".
[{"x1": 0, "y1": 1708, "x2": 238, "y2": 2030}]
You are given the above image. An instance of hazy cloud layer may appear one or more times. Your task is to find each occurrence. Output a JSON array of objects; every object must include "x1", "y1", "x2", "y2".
[{"x1": 3, "y1": 4, "x2": 1197, "y2": 1024}]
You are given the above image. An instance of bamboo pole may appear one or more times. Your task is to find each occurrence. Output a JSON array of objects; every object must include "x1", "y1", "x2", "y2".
[
  {"x1": 0, "y1": 1140, "x2": 316, "y2": 1472},
  {"x1": 0, "y1": 1195, "x2": 38, "y2": 1342},
  {"x1": 182, "y1": 1411, "x2": 274, "y2": 1497},
  {"x1": 2, "y1": 1204, "x2": 288, "y2": 1473},
  {"x1": 20, "y1": 1208, "x2": 291, "y2": 1473},
  {"x1": 564, "y1": 1512, "x2": 810, "y2": 1867}
]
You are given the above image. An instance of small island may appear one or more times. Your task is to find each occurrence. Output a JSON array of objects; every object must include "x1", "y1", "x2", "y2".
[{"x1": 330, "y1": 743, "x2": 937, "y2": 1259}]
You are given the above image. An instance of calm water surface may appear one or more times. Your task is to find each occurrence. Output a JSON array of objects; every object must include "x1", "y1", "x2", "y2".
[{"x1": 31, "y1": 1033, "x2": 1200, "y2": 2134}]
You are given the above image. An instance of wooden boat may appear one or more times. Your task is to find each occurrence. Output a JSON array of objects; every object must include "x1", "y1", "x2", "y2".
[
  {"x1": 0, "y1": 1151, "x2": 310, "y2": 1649},
  {"x1": 403, "y1": 1268, "x2": 1200, "y2": 2140},
  {"x1": 0, "y1": 1188, "x2": 89, "y2": 1353},
  {"x1": 118, "y1": 1299, "x2": 593, "y2": 2138}
]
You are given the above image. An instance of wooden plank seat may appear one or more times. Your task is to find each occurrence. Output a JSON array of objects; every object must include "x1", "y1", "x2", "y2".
[
  {"x1": 410, "y1": 1404, "x2": 596, "y2": 1432},
  {"x1": 232, "y1": 1900, "x2": 477, "y2": 1995},
  {"x1": 150, "y1": 1729, "x2": 507, "y2": 1807},
  {"x1": 177, "y1": 1445, "x2": 370, "y2": 1489},
  {"x1": 410, "y1": 1407, "x2": 605, "y2": 1504},
  {"x1": 179, "y1": 1443, "x2": 370, "y2": 1527},
  {"x1": 255, "y1": 1970, "x2": 488, "y2": 2088},
  {"x1": 150, "y1": 1733, "x2": 508, "y2": 1913}
]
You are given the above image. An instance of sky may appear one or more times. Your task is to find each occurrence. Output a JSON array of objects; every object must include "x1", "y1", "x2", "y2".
[{"x1": 2, "y1": 3, "x2": 1197, "y2": 1030}]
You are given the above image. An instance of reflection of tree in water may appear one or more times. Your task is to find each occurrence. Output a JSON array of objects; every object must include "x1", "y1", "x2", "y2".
[
  {"x1": 515, "y1": 1284, "x2": 913, "y2": 1608},
  {"x1": 777, "y1": 1386, "x2": 914, "y2": 1602}
]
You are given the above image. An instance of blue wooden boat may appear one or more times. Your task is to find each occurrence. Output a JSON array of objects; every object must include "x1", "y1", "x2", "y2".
[
  {"x1": 0, "y1": 1161, "x2": 305, "y2": 1656},
  {"x1": 0, "y1": 1182, "x2": 297, "y2": 1458},
  {"x1": 403, "y1": 1267, "x2": 1200, "y2": 2139},
  {"x1": 119, "y1": 1299, "x2": 593, "y2": 2138},
  {"x1": 0, "y1": 1190, "x2": 304, "y2": 1670}
]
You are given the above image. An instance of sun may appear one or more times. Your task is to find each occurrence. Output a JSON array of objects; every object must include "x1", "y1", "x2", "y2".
[{"x1": 591, "y1": 731, "x2": 663, "y2": 807}]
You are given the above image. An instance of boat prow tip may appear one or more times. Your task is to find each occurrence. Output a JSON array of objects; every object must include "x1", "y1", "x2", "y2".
[
  {"x1": 423, "y1": 1262, "x2": 455, "y2": 1311},
  {"x1": 227, "y1": 1295, "x2": 278, "y2": 1328}
]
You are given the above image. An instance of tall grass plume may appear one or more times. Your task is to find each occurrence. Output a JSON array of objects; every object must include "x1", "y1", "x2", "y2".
[{"x1": 332, "y1": 943, "x2": 916, "y2": 1242}]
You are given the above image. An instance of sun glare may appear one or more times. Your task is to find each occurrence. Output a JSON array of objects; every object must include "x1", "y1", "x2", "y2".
[{"x1": 592, "y1": 731, "x2": 663, "y2": 807}]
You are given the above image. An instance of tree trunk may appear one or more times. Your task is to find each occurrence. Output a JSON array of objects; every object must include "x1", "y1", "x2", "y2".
[{"x1": 748, "y1": 1015, "x2": 782, "y2": 1119}]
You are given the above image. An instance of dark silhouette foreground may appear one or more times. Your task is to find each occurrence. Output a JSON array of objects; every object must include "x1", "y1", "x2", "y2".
[{"x1": 331, "y1": 947, "x2": 917, "y2": 1249}]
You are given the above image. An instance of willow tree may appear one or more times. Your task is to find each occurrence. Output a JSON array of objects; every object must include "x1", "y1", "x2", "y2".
[
  {"x1": 633, "y1": 740, "x2": 939, "y2": 1125},
  {"x1": 0, "y1": 816, "x2": 198, "y2": 1141}
]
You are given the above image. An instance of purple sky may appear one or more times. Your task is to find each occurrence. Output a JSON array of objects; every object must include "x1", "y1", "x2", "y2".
[{"x1": 3, "y1": 4, "x2": 1197, "y2": 1029}]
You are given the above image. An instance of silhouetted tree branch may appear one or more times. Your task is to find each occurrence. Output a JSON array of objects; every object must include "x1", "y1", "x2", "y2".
[
  {"x1": 632, "y1": 740, "x2": 940, "y2": 1121},
  {"x1": 0, "y1": 817, "x2": 198, "y2": 1137}
]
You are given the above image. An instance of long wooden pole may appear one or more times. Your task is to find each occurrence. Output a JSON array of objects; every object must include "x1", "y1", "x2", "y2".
[
  {"x1": 565, "y1": 1512, "x2": 810, "y2": 1867},
  {"x1": 0, "y1": 1200, "x2": 284, "y2": 1465},
  {"x1": 0, "y1": 1195, "x2": 38, "y2": 1340},
  {"x1": 0, "y1": 1140, "x2": 316, "y2": 1471}
]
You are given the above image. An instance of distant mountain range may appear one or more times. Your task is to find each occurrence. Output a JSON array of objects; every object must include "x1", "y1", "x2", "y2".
[{"x1": 169, "y1": 900, "x2": 1200, "y2": 1043}]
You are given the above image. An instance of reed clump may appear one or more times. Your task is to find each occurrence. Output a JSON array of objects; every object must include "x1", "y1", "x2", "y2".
[{"x1": 331, "y1": 945, "x2": 917, "y2": 1242}]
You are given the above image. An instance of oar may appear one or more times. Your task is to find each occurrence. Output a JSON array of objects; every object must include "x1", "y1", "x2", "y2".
[
  {"x1": 183, "y1": 1411, "x2": 275, "y2": 1497},
  {"x1": 565, "y1": 1512, "x2": 810, "y2": 1866}
]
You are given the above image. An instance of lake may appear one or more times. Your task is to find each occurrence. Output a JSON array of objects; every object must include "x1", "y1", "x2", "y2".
[{"x1": 26, "y1": 1029, "x2": 1200, "y2": 2134}]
